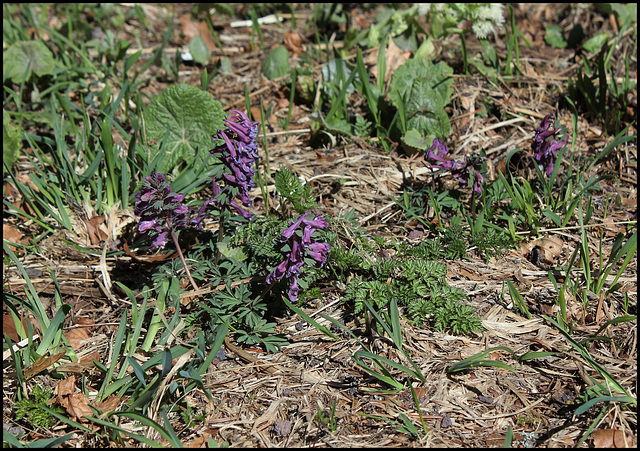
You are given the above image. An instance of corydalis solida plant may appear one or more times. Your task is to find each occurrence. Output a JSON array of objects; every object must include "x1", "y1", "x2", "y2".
[
  {"x1": 266, "y1": 211, "x2": 331, "y2": 303},
  {"x1": 532, "y1": 113, "x2": 567, "y2": 177},
  {"x1": 134, "y1": 172, "x2": 199, "y2": 290},
  {"x1": 205, "y1": 109, "x2": 260, "y2": 220},
  {"x1": 424, "y1": 138, "x2": 486, "y2": 195}
]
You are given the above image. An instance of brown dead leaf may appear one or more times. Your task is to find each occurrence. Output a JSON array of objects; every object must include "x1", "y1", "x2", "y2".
[
  {"x1": 84, "y1": 214, "x2": 108, "y2": 245},
  {"x1": 3, "y1": 314, "x2": 28, "y2": 342},
  {"x1": 55, "y1": 375, "x2": 77, "y2": 397},
  {"x1": 66, "y1": 392, "x2": 93, "y2": 423},
  {"x1": 250, "y1": 106, "x2": 261, "y2": 123},
  {"x1": 187, "y1": 431, "x2": 213, "y2": 448},
  {"x1": 76, "y1": 317, "x2": 95, "y2": 327},
  {"x1": 94, "y1": 394, "x2": 122, "y2": 414},
  {"x1": 593, "y1": 428, "x2": 631, "y2": 448},
  {"x1": 123, "y1": 241, "x2": 177, "y2": 263},
  {"x1": 3, "y1": 223, "x2": 26, "y2": 252},
  {"x1": 369, "y1": 38, "x2": 411, "y2": 84},
  {"x1": 179, "y1": 13, "x2": 218, "y2": 50},
  {"x1": 23, "y1": 348, "x2": 67, "y2": 378},
  {"x1": 284, "y1": 32, "x2": 304, "y2": 55},
  {"x1": 79, "y1": 350, "x2": 101, "y2": 364},
  {"x1": 64, "y1": 327, "x2": 90, "y2": 351}
]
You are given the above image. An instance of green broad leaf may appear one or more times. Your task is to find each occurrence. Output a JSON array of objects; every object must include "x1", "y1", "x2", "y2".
[
  {"x1": 583, "y1": 32, "x2": 610, "y2": 53},
  {"x1": 3, "y1": 110, "x2": 21, "y2": 175},
  {"x1": 544, "y1": 24, "x2": 567, "y2": 48},
  {"x1": 389, "y1": 58, "x2": 453, "y2": 141},
  {"x1": 402, "y1": 129, "x2": 430, "y2": 153},
  {"x1": 216, "y1": 241, "x2": 248, "y2": 262},
  {"x1": 144, "y1": 83, "x2": 225, "y2": 175},
  {"x1": 189, "y1": 35, "x2": 209, "y2": 65},
  {"x1": 3, "y1": 40, "x2": 56, "y2": 83},
  {"x1": 261, "y1": 45, "x2": 291, "y2": 80}
]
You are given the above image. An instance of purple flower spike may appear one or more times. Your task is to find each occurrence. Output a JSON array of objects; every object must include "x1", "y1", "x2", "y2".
[
  {"x1": 532, "y1": 113, "x2": 568, "y2": 177},
  {"x1": 267, "y1": 211, "x2": 331, "y2": 303},
  {"x1": 203, "y1": 110, "x2": 261, "y2": 221},
  {"x1": 134, "y1": 172, "x2": 192, "y2": 249},
  {"x1": 424, "y1": 138, "x2": 456, "y2": 171},
  {"x1": 424, "y1": 139, "x2": 486, "y2": 194},
  {"x1": 451, "y1": 155, "x2": 487, "y2": 195}
]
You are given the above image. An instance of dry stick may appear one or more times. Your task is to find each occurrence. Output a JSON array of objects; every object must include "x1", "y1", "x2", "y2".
[{"x1": 170, "y1": 229, "x2": 199, "y2": 291}]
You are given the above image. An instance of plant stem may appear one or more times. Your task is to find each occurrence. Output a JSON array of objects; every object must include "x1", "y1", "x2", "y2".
[
  {"x1": 215, "y1": 215, "x2": 225, "y2": 265},
  {"x1": 170, "y1": 229, "x2": 199, "y2": 291}
]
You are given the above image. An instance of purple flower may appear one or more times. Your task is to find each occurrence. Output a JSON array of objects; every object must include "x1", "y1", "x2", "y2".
[
  {"x1": 451, "y1": 154, "x2": 486, "y2": 195},
  {"x1": 424, "y1": 139, "x2": 486, "y2": 194},
  {"x1": 134, "y1": 173, "x2": 191, "y2": 249},
  {"x1": 267, "y1": 211, "x2": 331, "y2": 303},
  {"x1": 424, "y1": 138, "x2": 456, "y2": 171},
  {"x1": 202, "y1": 110, "x2": 260, "y2": 221},
  {"x1": 532, "y1": 113, "x2": 568, "y2": 177}
]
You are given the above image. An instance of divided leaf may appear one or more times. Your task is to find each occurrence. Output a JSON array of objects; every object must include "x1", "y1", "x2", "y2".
[{"x1": 144, "y1": 83, "x2": 225, "y2": 174}]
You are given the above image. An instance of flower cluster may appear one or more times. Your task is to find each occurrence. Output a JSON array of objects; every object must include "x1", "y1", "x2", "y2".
[
  {"x1": 266, "y1": 211, "x2": 331, "y2": 302},
  {"x1": 532, "y1": 113, "x2": 567, "y2": 177},
  {"x1": 134, "y1": 173, "x2": 190, "y2": 249},
  {"x1": 417, "y1": 3, "x2": 505, "y2": 39},
  {"x1": 424, "y1": 138, "x2": 486, "y2": 194},
  {"x1": 207, "y1": 110, "x2": 260, "y2": 220}
]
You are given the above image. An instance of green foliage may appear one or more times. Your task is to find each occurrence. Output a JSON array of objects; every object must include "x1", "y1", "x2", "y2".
[
  {"x1": 261, "y1": 45, "x2": 291, "y2": 80},
  {"x1": 471, "y1": 226, "x2": 514, "y2": 262},
  {"x1": 14, "y1": 385, "x2": 65, "y2": 429},
  {"x1": 342, "y1": 254, "x2": 482, "y2": 335},
  {"x1": 389, "y1": 58, "x2": 454, "y2": 150},
  {"x1": 544, "y1": 24, "x2": 568, "y2": 48},
  {"x1": 274, "y1": 167, "x2": 318, "y2": 213},
  {"x1": 3, "y1": 40, "x2": 56, "y2": 83},
  {"x1": 3, "y1": 110, "x2": 21, "y2": 176},
  {"x1": 189, "y1": 35, "x2": 210, "y2": 65},
  {"x1": 144, "y1": 83, "x2": 225, "y2": 175}
]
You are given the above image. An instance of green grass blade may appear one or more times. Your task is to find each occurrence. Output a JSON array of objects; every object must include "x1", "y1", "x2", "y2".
[
  {"x1": 111, "y1": 411, "x2": 184, "y2": 447},
  {"x1": 543, "y1": 315, "x2": 632, "y2": 399},
  {"x1": 447, "y1": 346, "x2": 519, "y2": 374},
  {"x1": 35, "y1": 303, "x2": 71, "y2": 356},
  {"x1": 85, "y1": 415, "x2": 168, "y2": 448},
  {"x1": 285, "y1": 297, "x2": 339, "y2": 340},
  {"x1": 97, "y1": 309, "x2": 129, "y2": 400},
  {"x1": 574, "y1": 395, "x2": 636, "y2": 416}
]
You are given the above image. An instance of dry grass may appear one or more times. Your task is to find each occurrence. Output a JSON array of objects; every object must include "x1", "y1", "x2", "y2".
[{"x1": 3, "y1": 3, "x2": 637, "y2": 448}]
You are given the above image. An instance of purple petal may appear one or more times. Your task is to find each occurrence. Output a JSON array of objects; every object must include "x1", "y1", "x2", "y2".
[
  {"x1": 288, "y1": 276, "x2": 300, "y2": 303},
  {"x1": 282, "y1": 213, "x2": 308, "y2": 239}
]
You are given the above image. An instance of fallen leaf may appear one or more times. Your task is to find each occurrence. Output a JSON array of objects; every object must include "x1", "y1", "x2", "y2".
[
  {"x1": 179, "y1": 13, "x2": 218, "y2": 50},
  {"x1": 3, "y1": 223, "x2": 26, "y2": 252},
  {"x1": 76, "y1": 317, "x2": 95, "y2": 327},
  {"x1": 54, "y1": 375, "x2": 77, "y2": 397},
  {"x1": 3, "y1": 314, "x2": 28, "y2": 342},
  {"x1": 284, "y1": 32, "x2": 304, "y2": 55},
  {"x1": 123, "y1": 241, "x2": 177, "y2": 263},
  {"x1": 94, "y1": 394, "x2": 122, "y2": 414},
  {"x1": 64, "y1": 327, "x2": 90, "y2": 350},
  {"x1": 369, "y1": 38, "x2": 411, "y2": 84},
  {"x1": 65, "y1": 392, "x2": 93, "y2": 423},
  {"x1": 187, "y1": 431, "x2": 213, "y2": 448},
  {"x1": 23, "y1": 348, "x2": 67, "y2": 378},
  {"x1": 593, "y1": 428, "x2": 630, "y2": 448},
  {"x1": 250, "y1": 106, "x2": 261, "y2": 123},
  {"x1": 84, "y1": 215, "x2": 108, "y2": 245}
]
